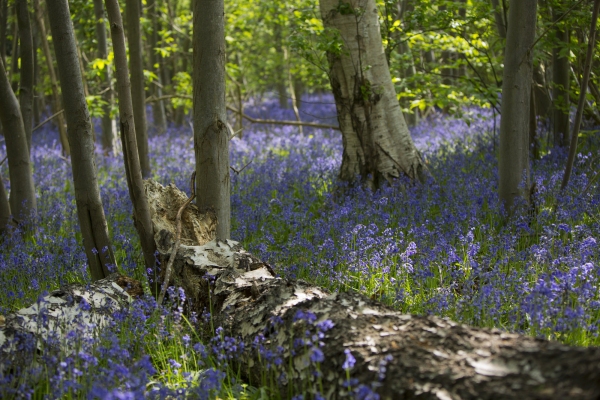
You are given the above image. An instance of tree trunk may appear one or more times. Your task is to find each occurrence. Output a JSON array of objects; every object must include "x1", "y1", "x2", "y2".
[
  {"x1": 9, "y1": 18, "x2": 19, "y2": 93},
  {"x1": 490, "y1": 0, "x2": 506, "y2": 39},
  {"x1": 0, "y1": 57, "x2": 36, "y2": 220},
  {"x1": 147, "y1": 0, "x2": 167, "y2": 135},
  {"x1": 0, "y1": 174, "x2": 11, "y2": 234},
  {"x1": 92, "y1": 0, "x2": 116, "y2": 154},
  {"x1": 15, "y1": 0, "x2": 33, "y2": 151},
  {"x1": 319, "y1": 0, "x2": 425, "y2": 187},
  {"x1": 498, "y1": 0, "x2": 537, "y2": 213},
  {"x1": 125, "y1": 0, "x2": 150, "y2": 177},
  {"x1": 532, "y1": 62, "x2": 552, "y2": 118},
  {"x1": 46, "y1": 0, "x2": 117, "y2": 281},
  {"x1": 0, "y1": 0, "x2": 7, "y2": 67},
  {"x1": 104, "y1": 0, "x2": 158, "y2": 294},
  {"x1": 143, "y1": 179, "x2": 600, "y2": 400},
  {"x1": 33, "y1": 0, "x2": 69, "y2": 156},
  {"x1": 552, "y1": 7, "x2": 570, "y2": 147},
  {"x1": 193, "y1": 0, "x2": 230, "y2": 240},
  {"x1": 32, "y1": 17, "x2": 42, "y2": 127},
  {"x1": 561, "y1": 0, "x2": 600, "y2": 191}
]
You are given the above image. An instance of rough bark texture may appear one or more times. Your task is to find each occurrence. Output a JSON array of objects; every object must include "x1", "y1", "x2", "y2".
[
  {"x1": 498, "y1": 0, "x2": 536, "y2": 212},
  {"x1": 552, "y1": 8, "x2": 570, "y2": 148},
  {"x1": 104, "y1": 0, "x2": 158, "y2": 294},
  {"x1": 47, "y1": 0, "x2": 117, "y2": 281},
  {"x1": 193, "y1": 0, "x2": 231, "y2": 240},
  {"x1": 319, "y1": 0, "x2": 425, "y2": 187},
  {"x1": 125, "y1": 0, "x2": 150, "y2": 177},
  {"x1": 16, "y1": 0, "x2": 33, "y2": 151},
  {"x1": 0, "y1": 57, "x2": 37, "y2": 219},
  {"x1": 144, "y1": 180, "x2": 600, "y2": 400},
  {"x1": 147, "y1": 0, "x2": 167, "y2": 136},
  {"x1": 93, "y1": 0, "x2": 116, "y2": 153},
  {"x1": 33, "y1": 0, "x2": 69, "y2": 156},
  {"x1": 0, "y1": 274, "x2": 141, "y2": 372}
]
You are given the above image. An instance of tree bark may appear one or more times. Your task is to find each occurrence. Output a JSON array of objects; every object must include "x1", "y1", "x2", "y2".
[
  {"x1": 33, "y1": 0, "x2": 69, "y2": 156},
  {"x1": 552, "y1": 7, "x2": 570, "y2": 147},
  {"x1": 561, "y1": 0, "x2": 600, "y2": 191},
  {"x1": 0, "y1": 174, "x2": 11, "y2": 234},
  {"x1": 319, "y1": 0, "x2": 425, "y2": 187},
  {"x1": 104, "y1": 0, "x2": 158, "y2": 294},
  {"x1": 490, "y1": 0, "x2": 506, "y2": 39},
  {"x1": 147, "y1": 0, "x2": 167, "y2": 136},
  {"x1": 532, "y1": 62, "x2": 551, "y2": 118},
  {"x1": 193, "y1": 0, "x2": 231, "y2": 240},
  {"x1": 0, "y1": 57, "x2": 36, "y2": 220},
  {"x1": 125, "y1": 0, "x2": 150, "y2": 178},
  {"x1": 46, "y1": 0, "x2": 117, "y2": 281},
  {"x1": 0, "y1": 0, "x2": 7, "y2": 67},
  {"x1": 498, "y1": 0, "x2": 537, "y2": 213},
  {"x1": 92, "y1": 0, "x2": 116, "y2": 154},
  {"x1": 15, "y1": 0, "x2": 33, "y2": 151},
  {"x1": 144, "y1": 179, "x2": 600, "y2": 400}
]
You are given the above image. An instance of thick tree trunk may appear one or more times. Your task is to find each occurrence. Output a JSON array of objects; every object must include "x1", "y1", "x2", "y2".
[
  {"x1": 16, "y1": 0, "x2": 33, "y2": 151},
  {"x1": 125, "y1": 0, "x2": 150, "y2": 177},
  {"x1": 147, "y1": 0, "x2": 167, "y2": 135},
  {"x1": 498, "y1": 0, "x2": 536, "y2": 213},
  {"x1": 93, "y1": 0, "x2": 116, "y2": 153},
  {"x1": 319, "y1": 0, "x2": 425, "y2": 187},
  {"x1": 47, "y1": 0, "x2": 117, "y2": 281},
  {"x1": 0, "y1": 57, "x2": 36, "y2": 220},
  {"x1": 144, "y1": 180, "x2": 600, "y2": 400},
  {"x1": 193, "y1": 0, "x2": 230, "y2": 240},
  {"x1": 104, "y1": 0, "x2": 158, "y2": 294},
  {"x1": 552, "y1": 8, "x2": 570, "y2": 148},
  {"x1": 33, "y1": 0, "x2": 69, "y2": 156}
]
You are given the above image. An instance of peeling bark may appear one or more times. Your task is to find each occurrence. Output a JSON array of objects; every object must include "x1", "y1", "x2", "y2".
[
  {"x1": 145, "y1": 180, "x2": 600, "y2": 399},
  {"x1": 0, "y1": 274, "x2": 141, "y2": 371}
]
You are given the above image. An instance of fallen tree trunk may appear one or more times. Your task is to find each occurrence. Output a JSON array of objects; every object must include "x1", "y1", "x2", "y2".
[{"x1": 145, "y1": 180, "x2": 600, "y2": 399}]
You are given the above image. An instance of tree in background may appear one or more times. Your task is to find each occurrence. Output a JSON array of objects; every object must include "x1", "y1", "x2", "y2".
[
  {"x1": 0, "y1": 55, "x2": 36, "y2": 222},
  {"x1": 319, "y1": 0, "x2": 426, "y2": 187},
  {"x1": 15, "y1": 0, "x2": 33, "y2": 151},
  {"x1": 552, "y1": 2, "x2": 571, "y2": 148},
  {"x1": 46, "y1": 0, "x2": 117, "y2": 281},
  {"x1": 498, "y1": 0, "x2": 537, "y2": 213},
  {"x1": 104, "y1": 0, "x2": 158, "y2": 292},
  {"x1": 194, "y1": 0, "x2": 231, "y2": 240},
  {"x1": 147, "y1": 0, "x2": 167, "y2": 136},
  {"x1": 126, "y1": 0, "x2": 150, "y2": 177}
]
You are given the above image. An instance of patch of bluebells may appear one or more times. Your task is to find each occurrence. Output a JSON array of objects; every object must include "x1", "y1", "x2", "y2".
[{"x1": 1, "y1": 95, "x2": 600, "y2": 396}]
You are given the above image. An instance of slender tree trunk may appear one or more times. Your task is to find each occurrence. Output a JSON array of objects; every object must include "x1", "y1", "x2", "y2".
[
  {"x1": 498, "y1": 0, "x2": 537, "y2": 213},
  {"x1": 16, "y1": 0, "x2": 33, "y2": 151},
  {"x1": 47, "y1": 0, "x2": 117, "y2": 281},
  {"x1": 9, "y1": 17, "x2": 19, "y2": 93},
  {"x1": 194, "y1": 0, "x2": 230, "y2": 240},
  {"x1": 104, "y1": 0, "x2": 158, "y2": 294},
  {"x1": 0, "y1": 57, "x2": 36, "y2": 220},
  {"x1": 125, "y1": 0, "x2": 150, "y2": 177},
  {"x1": 93, "y1": 0, "x2": 115, "y2": 153},
  {"x1": 561, "y1": 0, "x2": 600, "y2": 191},
  {"x1": 532, "y1": 62, "x2": 551, "y2": 118},
  {"x1": 0, "y1": 174, "x2": 11, "y2": 234},
  {"x1": 32, "y1": 18, "x2": 41, "y2": 126},
  {"x1": 490, "y1": 0, "x2": 506, "y2": 39},
  {"x1": 33, "y1": 0, "x2": 69, "y2": 156},
  {"x1": 0, "y1": 0, "x2": 7, "y2": 67},
  {"x1": 147, "y1": 0, "x2": 167, "y2": 135},
  {"x1": 552, "y1": 7, "x2": 570, "y2": 147},
  {"x1": 319, "y1": 0, "x2": 425, "y2": 187},
  {"x1": 274, "y1": 24, "x2": 288, "y2": 109}
]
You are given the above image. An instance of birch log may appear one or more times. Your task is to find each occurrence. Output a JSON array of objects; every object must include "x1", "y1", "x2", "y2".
[{"x1": 145, "y1": 180, "x2": 600, "y2": 400}]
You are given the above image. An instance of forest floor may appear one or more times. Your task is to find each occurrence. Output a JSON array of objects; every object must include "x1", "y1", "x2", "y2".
[{"x1": 1, "y1": 95, "x2": 599, "y2": 398}]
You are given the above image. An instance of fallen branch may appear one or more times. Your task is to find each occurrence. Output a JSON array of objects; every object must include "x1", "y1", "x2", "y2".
[
  {"x1": 157, "y1": 172, "x2": 196, "y2": 306},
  {"x1": 144, "y1": 180, "x2": 600, "y2": 399},
  {"x1": 32, "y1": 109, "x2": 65, "y2": 132},
  {"x1": 145, "y1": 94, "x2": 340, "y2": 130}
]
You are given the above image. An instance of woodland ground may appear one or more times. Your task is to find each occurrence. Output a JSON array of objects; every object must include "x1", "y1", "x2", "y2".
[{"x1": 0, "y1": 95, "x2": 599, "y2": 398}]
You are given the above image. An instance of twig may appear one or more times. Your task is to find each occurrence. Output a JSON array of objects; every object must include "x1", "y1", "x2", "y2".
[
  {"x1": 230, "y1": 158, "x2": 254, "y2": 175},
  {"x1": 157, "y1": 171, "x2": 196, "y2": 306},
  {"x1": 32, "y1": 109, "x2": 65, "y2": 132},
  {"x1": 0, "y1": 156, "x2": 6, "y2": 166}
]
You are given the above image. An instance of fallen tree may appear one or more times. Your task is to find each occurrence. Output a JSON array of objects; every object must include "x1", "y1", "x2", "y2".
[
  {"x1": 145, "y1": 180, "x2": 600, "y2": 399},
  {"x1": 2, "y1": 180, "x2": 600, "y2": 398}
]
